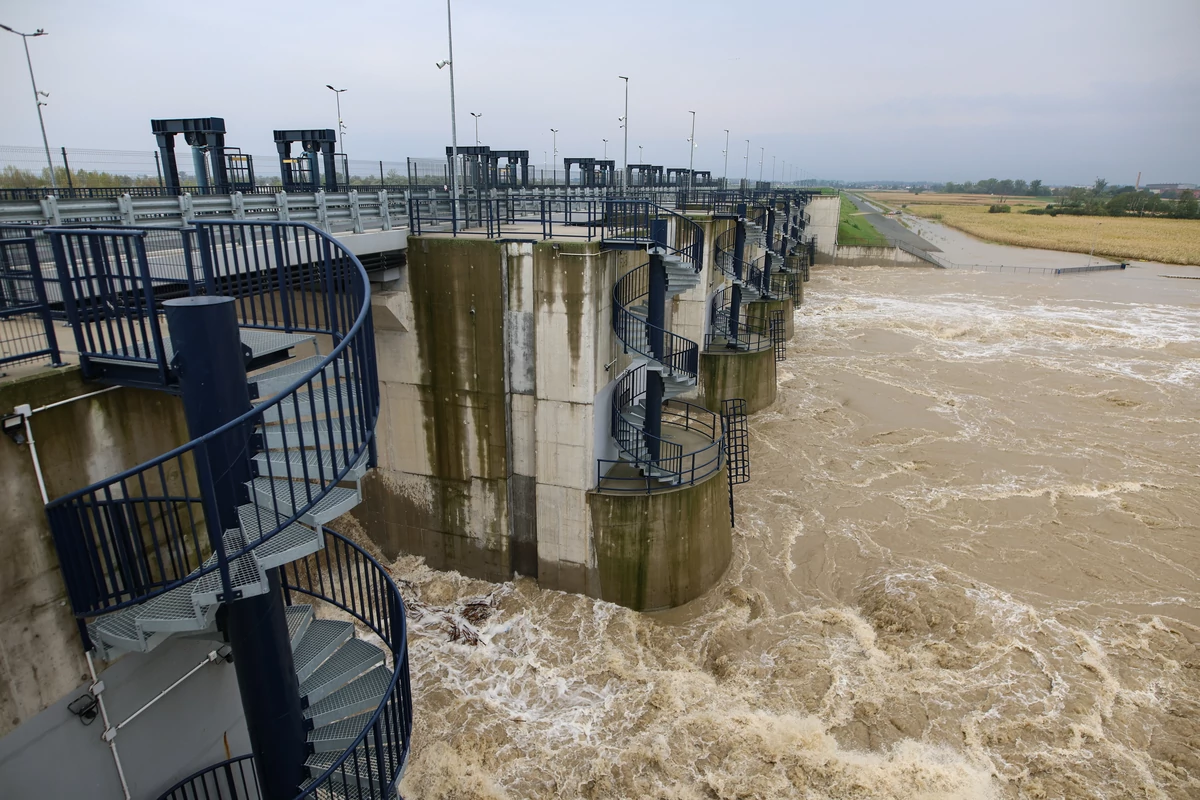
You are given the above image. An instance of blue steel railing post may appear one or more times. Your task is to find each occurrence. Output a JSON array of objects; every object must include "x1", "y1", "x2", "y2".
[
  {"x1": 180, "y1": 228, "x2": 198, "y2": 297},
  {"x1": 270, "y1": 225, "x2": 294, "y2": 332},
  {"x1": 131, "y1": 236, "x2": 171, "y2": 386},
  {"x1": 764, "y1": 207, "x2": 776, "y2": 297},
  {"x1": 644, "y1": 218, "x2": 668, "y2": 464},
  {"x1": 23, "y1": 236, "x2": 62, "y2": 366},
  {"x1": 729, "y1": 205, "x2": 746, "y2": 346},
  {"x1": 164, "y1": 294, "x2": 306, "y2": 800}
]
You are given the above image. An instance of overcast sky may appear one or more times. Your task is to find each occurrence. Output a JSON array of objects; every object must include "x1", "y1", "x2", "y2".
[{"x1": 2, "y1": 0, "x2": 1197, "y2": 185}]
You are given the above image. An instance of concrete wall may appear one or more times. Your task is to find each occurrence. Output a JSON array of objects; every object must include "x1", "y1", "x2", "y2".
[
  {"x1": 354, "y1": 237, "x2": 513, "y2": 582},
  {"x1": 589, "y1": 464, "x2": 733, "y2": 611},
  {"x1": 0, "y1": 367, "x2": 191, "y2": 736},
  {"x1": 699, "y1": 347, "x2": 779, "y2": 415},
  {"x1": 745, "y1": 297, "x2": 795, "y2": 342},
  {"x1": 355, "y1": 236, "x2": 626, "y2": 596},
  {"x1": 805, "y1": 195, "x2": 841, "y2": 261},
  {"x1": 832, "y1": 245, "x2": 928, "y2": 267},
  {"x1": 0, "y1": 367, "x2": 248, "y2": 798}
]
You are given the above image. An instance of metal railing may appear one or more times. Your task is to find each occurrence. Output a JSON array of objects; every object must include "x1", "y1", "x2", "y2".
[
  {"x1": 600, "y1": 366, "x2": 724, "y2": 492},
  {"x1": 713, "y1": 226, "x2": 770, "y2": 297},
  {"x1": 705, "y1": 285, "x2": 772, "y2": 352},
  {"x1": 44, "y1": 221, "x2": 379, "y2": 623},
  {"x1": 0, "y1": 225, "x2": 62, "y2": 369},
  {"x1": 157, "y1": 527, "x2": 412, "y2": 800},
  {"x1": 612, "y1": 263, "x2": 699, "y2": 376}
]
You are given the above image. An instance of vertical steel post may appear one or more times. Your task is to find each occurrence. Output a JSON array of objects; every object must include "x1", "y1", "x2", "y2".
[
  {"x1": 163, "y1": 296, "x2": 306, "y2": 800},
  {"x1": 643, "y1": 218, "x2": 668, "y2": 462},
  {"x1": 763, "y1": 207, "x2": 776, "y2": 296},
  {"x1": 729, "y1": 204, "x2": 745, "y2": 345}
]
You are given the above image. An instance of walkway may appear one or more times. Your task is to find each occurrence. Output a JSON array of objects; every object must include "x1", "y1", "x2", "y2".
[{"x1": 846, "y1": 194, "x2": 940, "y2": 252}]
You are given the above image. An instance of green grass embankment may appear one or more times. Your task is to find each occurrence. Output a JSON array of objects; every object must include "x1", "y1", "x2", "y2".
[{"x1": 837, "y1": 194, "x2": 889, "y2": 247}]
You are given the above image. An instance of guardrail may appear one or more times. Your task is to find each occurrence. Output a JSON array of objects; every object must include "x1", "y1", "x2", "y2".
[
  {"x1": 0, "y1": 225, "x2": 62, "y2": 369},
  {"x1": 45, "y1": 220, "x2": 378, "y2": 621},
  {"x1": 157, "y1": 526, "x2": 412, "y2": 800},
  {"x1": 600, "y1": 366, "x2": 724, "y2": 492}
]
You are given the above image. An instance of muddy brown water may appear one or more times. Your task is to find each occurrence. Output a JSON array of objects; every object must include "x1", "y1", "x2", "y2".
[{"x1": 392, "y1": 261, "x2": 1200, "y2": 799}]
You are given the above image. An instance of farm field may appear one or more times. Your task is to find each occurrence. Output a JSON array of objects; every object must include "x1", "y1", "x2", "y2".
[{"x1": 864, "y1": 192, "x2": 1200, "y2": 266}]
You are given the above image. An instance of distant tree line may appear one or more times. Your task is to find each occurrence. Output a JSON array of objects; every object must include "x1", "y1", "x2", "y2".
[
  {"x1": 938, "y1": 176, "x2": 1199, "y2": 219},
  {"x1": 0, "y1": 165, "x2": 160, "y2": 189},
  {"x1": 940, "y1": 178, "x2": 1050, "y2": 196}
]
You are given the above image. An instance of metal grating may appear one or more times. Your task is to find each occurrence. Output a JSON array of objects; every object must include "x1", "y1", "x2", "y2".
[
  {"x1": 251, "y1": 448, "x2": 368, "y2": 483},
  {"x1": 249, "y1": 478, "x2": 360, "y2": 524},
  {"x1": 287, "y1": 604, "x2": 315, "y2": 651},
  {"x1": 262, "y1": 383, "x2": 358, "y2": 425},
  {"x1": 301, "y1": 638, "x2": 387, "y2": 705},
  {"x1": 303, "y1": 665, "x2": 391, "y2": 727},
  {"x1": 306, "y1": 708, "x2": 399, "y2": 753},
  {"x1": 293, "y1": 619, "x2": 355, "y2": 682},
  {"x1": 238, "y1": 329, "x2": 315, "y2": 359}
]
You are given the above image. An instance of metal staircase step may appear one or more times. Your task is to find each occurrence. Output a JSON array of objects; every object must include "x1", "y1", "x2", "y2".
[
  {"x1": 89, "y1": 608, "x2": 172, "y2": 655},
  {"x1": 301, "y1": 638, "x2": 387, "y2": 705},
  {"x1": 249, "y1": 518, "x2": 324, "y2": 571},
  {"x1": 261, "y1": 421, "x2": 361, "y2": 451},
  {"x1": 251, "y1": 356, "x2": 354, "y2": 399},
  {"x1": 239, "y1": 329, "x2": 317, "y2": 362},
  {"x1": 302, "y1": 773, "x2": 386, "y2": 799},
  {"x1": 288, "y1": 604, "x2": 315, "y2": 651},
  {"x1": 305, "y1": 746, "x2": 390, "y2": 795},
  {"x1": 190, "y1": 531, "x2": 270, "y2": 607},
  {"x1": 294, "y1": 619, "x2": 356, "y2": 683},
  {"x1": 248, "y1": 478, "x2": 361, "y2": 525},
  {"x1": 307, "y1": 710, "x2": 385, "y2": 753},
  {"x1": 252, "y1": 449, "x2": 369, "y2": 483},
  {"x1": 304, "y1": 665, "x2": 391, "y2": 728},
  {"x1": 134, "y1": 582, "x2": 218, "y2": 634},
  {"x1": 261, "y1": 382, "x2": 359, "y2": 426}
]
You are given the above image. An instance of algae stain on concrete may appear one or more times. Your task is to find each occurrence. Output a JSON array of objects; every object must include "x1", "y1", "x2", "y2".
[
  {"x1": 405, "y1": 238, "x2": 508, "y2": 542},
  {"x1": 535, "y1": 242, "x2": 591, "y2": 375}
]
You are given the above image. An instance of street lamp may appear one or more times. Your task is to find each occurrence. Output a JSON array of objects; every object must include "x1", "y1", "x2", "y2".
[
  {"x1": 325, "y1": 85, "x2": 347, "y2": 183},
  {"x1": 759, "y1": 147, "x2": 764, "y2": 183},
  {"x1": 2, "y1": 23, "x2": 56, "y2": 190},
  {"x1": 602, "y1": 138, "x2": 608, "y2": 159},
  {"x1": 771, "y1": 155, "x2": 776, "y2": 184},
  {"x1": 638, "y1": 145, "x2": 643, "y2": 161},
  {"x1": 743, "y1": 139, "x2": 750, "y2": 186},
  {"x1": 470, "y1": 112, "x2": 482, "y2": 145},
  {"x1": 618, "y1": 75, "x2": 629, "y2": 186},
  {"x1": 722, "y1": 129, "x2": 730, "y2": 188},
  {"x1": 436, "y1": 0, "x2": 459, "y2": 199},
  {"x1": 550, "y1": 128, "x2": 558, "y2": 169},
  {"x1": 687, "y1": 110, "x2": 696, "y2": 191}
]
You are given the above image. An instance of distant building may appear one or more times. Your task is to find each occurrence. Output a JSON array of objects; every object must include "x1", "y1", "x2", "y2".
[{"x1": 1144, "y1": 183, "x2": 1197, "y2": 195}]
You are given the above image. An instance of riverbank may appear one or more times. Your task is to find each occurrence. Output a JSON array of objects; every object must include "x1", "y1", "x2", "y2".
[
  {"x1": 837, "y1": 193, "x2": 888, "y2": 246},
  {"x1": 866, "y1": 192, "x2": 1200, "y2": 266}
]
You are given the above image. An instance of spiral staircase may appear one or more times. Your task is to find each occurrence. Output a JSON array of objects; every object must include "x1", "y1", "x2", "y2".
[
  {"x1": 600, "y1": 202, "x2": 725, "y2": 490},
  {"x1": 43, "y1": 221, "x2": 410, "y2": 799}
]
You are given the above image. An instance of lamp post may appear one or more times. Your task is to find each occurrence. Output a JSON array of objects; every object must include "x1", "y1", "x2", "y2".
[
  {"x1": 550, "y1": 128, "x2": 558, "y2": 169},
  {"x1": 638, "y1": 145, "x2": 643, "y2": 161},
  {"x1": 618, "y1": 75, "x2": 629, "y2": 187},
  {"x1": 2, "y1": 23, "x2": 56, "y2": 190},
  {"x1": 722, "y1": 129, "x2": 730, "y2": 189},
  {"x1": 325, "y1": 85, "x2": 347, "y2": 184},
  {"x1": 470, "y1": 112, "x2": 481, "y2": 145},
  {"x1": 1087, "y1": 222, "x2": 1102, "y2": 267},
  {"x1": 759, "y1": 147, "x2": 764, "y2": 183},
  {"x1": 687, "y1": 110, "x2": 696, "y2": 191},
  {"x1": 436, "y1": 0, "x2": 459, "y2": 200},
  {"x1": 771, "y1": 155, "x2": 776, "y2": 184},
  {"x1": 743, "y1": 139, "x2": 750, "y2": 187}
]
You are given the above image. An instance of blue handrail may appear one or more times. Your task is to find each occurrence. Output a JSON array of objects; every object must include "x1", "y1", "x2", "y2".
[
  {"x1": 156, "y1": 527, "x2": 412, "y2": 800},
  {"x1": 44, "y1": 221, "x2": 379, "y2": 621}
]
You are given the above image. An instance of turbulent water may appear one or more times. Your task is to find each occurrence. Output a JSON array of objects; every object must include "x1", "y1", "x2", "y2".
[{"x1": 393, "y1": 262, "x2": 1200, "y2": 799}]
